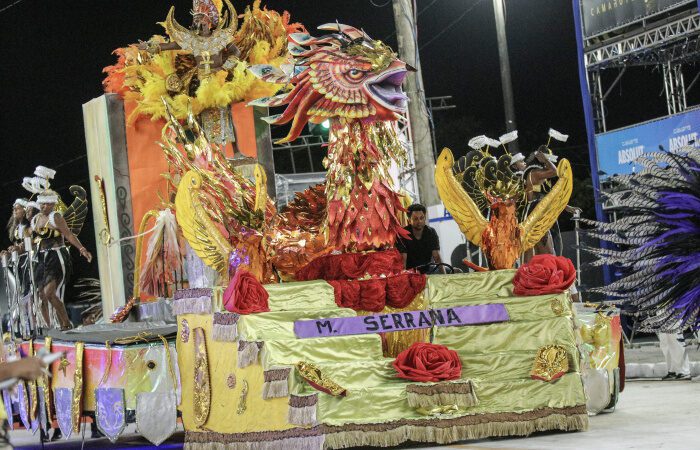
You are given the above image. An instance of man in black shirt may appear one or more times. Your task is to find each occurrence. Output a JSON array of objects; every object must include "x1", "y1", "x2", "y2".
[{"x1": 396, "y1": 204, "x2": 444, "y2": 273}]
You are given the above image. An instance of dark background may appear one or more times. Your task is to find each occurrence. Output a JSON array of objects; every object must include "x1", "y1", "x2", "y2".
[{"x1": 0, "y1": 0, "x2": 691, "y2": 290}]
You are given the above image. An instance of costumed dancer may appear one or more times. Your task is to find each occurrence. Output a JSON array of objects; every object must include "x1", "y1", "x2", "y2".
[
  {"x1": 137, "y1": 0, "x2": 242, "y2": 148},
  {"x1": 31, "y1": 190, "x2": 92, "y2": 330},
  {"x1": 510, "y1": 146, "x2": 581, "y2": 260},
  {"x1": 2, "y1": 199, "x2": 31, "y2": 334}
]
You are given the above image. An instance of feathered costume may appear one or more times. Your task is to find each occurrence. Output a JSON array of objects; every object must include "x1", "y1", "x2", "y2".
[
  {"x1": 584, "y1": 148, "x2": 700, "y2": 332},
  {"x1": 102, "y1": 0, "x2": 305, "y2": 124}
]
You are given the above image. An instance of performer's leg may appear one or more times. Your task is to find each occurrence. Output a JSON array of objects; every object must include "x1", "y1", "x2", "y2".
[
  {"x1": 42, "y1": 280, "x2": 71, "y2": 329},
  {"x1": 658, "y1": 332, "x2": 677, "y2": 378},
  {"x1": 38, "y1": 286, "x2": 51, "y2": 328}
]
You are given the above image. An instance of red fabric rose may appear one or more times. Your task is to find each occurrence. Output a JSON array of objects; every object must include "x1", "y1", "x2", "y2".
[
  {"x1": 392, "y1": 342, "x2": 462, "y2": 382},
  {"x1": 223, "y1": 269, "x2": 270, "y2": 314},
  {"x1": 513, "y1": 254, "x2": 576, "y2": 296}
]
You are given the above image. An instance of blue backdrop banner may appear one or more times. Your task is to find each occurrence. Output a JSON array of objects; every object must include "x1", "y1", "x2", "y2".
[{"x1": 594, "y1": 108, "x2": 700, "y2": 178}]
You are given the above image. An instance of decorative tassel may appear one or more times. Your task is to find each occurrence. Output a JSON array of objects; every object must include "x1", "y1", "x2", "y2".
[
  {"x1": 212, "y1": 312, "x2": 239, "y2": 342},
  {"x1": 237, "y1": 341, "x2": 263, "y2": 368},
  {"x1": 185, "y1": 432, "x2": 325, "y2": 450},
  {"x1": 172, "y1": 288, "x2": 212, "y2": 316},
  {"x1": 322, "y1": 408, "x2": 588, "y2": 449},
  {"x1": 287, "y1": 394, "x2": 318, "y2": 427},
  {"x1": 139, "y1": 209, "x2": 184, "y2": 297},
  {"x1": 262, "y1": 367, "x2": 291, "y2": 399},
  {"x1": 406, "y1": 380, "x2": 479, "y2": 409}
]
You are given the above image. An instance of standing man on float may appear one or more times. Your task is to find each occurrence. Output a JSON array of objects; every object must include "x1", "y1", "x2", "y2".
[{"x1": 397, "y1": 204, "x2": 445, "y2": 273}]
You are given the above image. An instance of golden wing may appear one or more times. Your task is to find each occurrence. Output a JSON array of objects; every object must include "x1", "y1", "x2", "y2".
[
  {"x1": 63, "y1": 186, "x2": 88, "y2": 237},
  {"x1": 175, "y1": 170, "x2": 233, "y2": 276},
  {"x1": 519, "y1": 158, "x2": 574, "y2": 253},
  {"x1": 435, "y1": 148, "x2": 488, "y2": 246}
]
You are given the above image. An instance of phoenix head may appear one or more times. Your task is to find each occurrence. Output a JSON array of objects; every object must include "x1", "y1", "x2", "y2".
[{"x1": 249, "y1": 23, "x2": 410, "y2": 142}]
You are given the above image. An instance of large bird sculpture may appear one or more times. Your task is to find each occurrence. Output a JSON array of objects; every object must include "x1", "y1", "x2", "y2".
[{"x1": 436, "y1": 147, "x2": 573, "y2": 270}]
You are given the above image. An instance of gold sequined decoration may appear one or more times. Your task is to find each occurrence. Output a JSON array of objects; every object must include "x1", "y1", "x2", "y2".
[
  {"x1": 226, "y1": 373, "x2": 236, "y2": 389},
  {"x1": 236, "y1": 380, "x2": 248, "y2": 415},
  {"x1": 42, "y1": 337, "x2": 53, "y2": 422},
  {"x1": 72, "y1": 342, "x2": 85, "y2": 434},
  {"x1": 530, "y1": 345, "x2": 569, "y2": 382},
  {"x1": 345, "y1": 40, "x2": 397, "y2": 72},
  {"x1": 165, "y1": 74, "x2": 183, "y2": 93},
  {"x1": 58, "y1": 356, "x2": 70, "y2": 377},
  {"x1": 295, "y1": 361, "x2": 347, "y2": 396},
  {"x1": 359, "y1": 294, "x2": 429, "y2": 358},
  {"x1": 193, "y1": 328, "x2": 211, "y2": 428},
  {"x1": 98, "y1": 341, "x2": 113, "y2": 387},
  {"x1": 27, "y1": 341, "x2": 38, "y2": 422},
  {"x1": 550, "y1": 297, "x2": 564, "y2": 316},
  {"x1": 94, "y1": 175, "x2": 112, "y2": 245}
]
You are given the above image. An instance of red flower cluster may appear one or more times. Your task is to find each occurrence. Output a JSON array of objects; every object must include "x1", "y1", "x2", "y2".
[
  {"x1": 295, "y1": 249, "x2": 404, "y2": 281},
  {"x1": 513, "y1": 254, "x2": 576, "y2": 296},
  {"x1": 392, "y1": 342, "x2": 462, "y2": 382},
  {"x1": 223, "y1": 269, "x2": 270, "y2": 314},
  {"x1": 330, "y1": 273, "x2": 426, "y2": 312}
]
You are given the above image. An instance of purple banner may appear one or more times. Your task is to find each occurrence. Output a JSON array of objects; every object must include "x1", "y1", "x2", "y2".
[{"x1": 294, "y1": 304, "x2": 509, "y2": 339}]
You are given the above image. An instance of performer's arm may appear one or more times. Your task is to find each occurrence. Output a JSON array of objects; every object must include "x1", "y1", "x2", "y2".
[
  {"x1": 137, "y1": 40, "x2": 181, "y2": 52},
  {"x1": 53, "y1": 214, "x2": 92, "y2": 263},
  {"x1": 528, "y1": 151, "x2": 557, "y2": 185},
  {"x1": 431, "y1": 230, "x2": 445, "y2": 274},
  {"x1": 225, "y1": 41, "x2": 241, "y2": 58},
  {"x1": 0, "y1": 358, "x2": 45, "y2": 382}
]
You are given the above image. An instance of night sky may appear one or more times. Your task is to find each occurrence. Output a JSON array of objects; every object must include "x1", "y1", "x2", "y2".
[{"x1": 0, "y1": 0, "x2": 688, "y2": 281}]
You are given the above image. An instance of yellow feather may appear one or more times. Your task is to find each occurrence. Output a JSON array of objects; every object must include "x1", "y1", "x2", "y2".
[
  {"x1": 519, "y1": 159, "x2": 574, "y2": 252},
  {"x1": 175, "y1": 171, "x2": 232, "y2": 276},
  {"x1": 435, "y1": 148, "x2": 488, "y2": 246}
]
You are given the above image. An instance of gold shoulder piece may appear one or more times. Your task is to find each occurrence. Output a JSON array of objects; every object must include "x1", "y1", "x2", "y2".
[
  {"x1": 165, "y1": 6, "x2": 190, "y2": 45},
  {"x1": 519, "y1": 159, "x2": 573, "y2": 253},
  {"x1": 435, "y1": 148, "x2": 488, "y2": 246}
]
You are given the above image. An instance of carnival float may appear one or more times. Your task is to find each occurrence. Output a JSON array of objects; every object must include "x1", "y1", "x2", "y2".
[{"x1": 0, "y1": 0, "x2": 639, "y2": 448}]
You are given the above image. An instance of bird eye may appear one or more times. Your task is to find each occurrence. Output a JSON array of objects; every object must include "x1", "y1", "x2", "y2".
[{"x1": 347, "y1": 68, "x2": 364, "y2": 80}]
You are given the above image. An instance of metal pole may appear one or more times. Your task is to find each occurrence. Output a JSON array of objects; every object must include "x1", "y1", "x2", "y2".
[
  {"x1": 392, "y1": 0, "x2": 439, "y2": 206},
  {"x1": 492, "y1": 0, "x2": 518, "y2": 152},
  {"x1": 573, "y1": 212, "x2": 582, "y2": 286}
]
